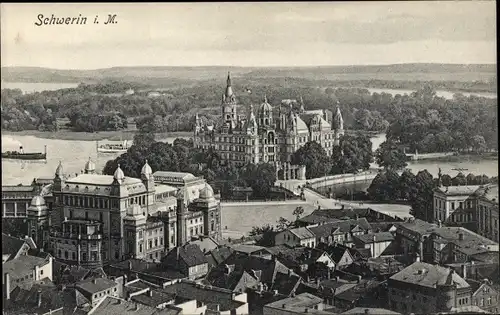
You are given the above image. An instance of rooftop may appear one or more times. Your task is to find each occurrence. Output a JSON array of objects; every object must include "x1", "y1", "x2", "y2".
[
  {"x1": 2, "y1": 233, "x2": 28, "y2": 256},
  {"x1": 162, "y1": 244, "x2": 208, "y2": 268},
  {"x1": 160, "y1": 281, "x2": 245, "y2": 312},
  {"x1": 341, "y1": 307, "x2": 401, "y2": 315},
  {"x1": 90, "y1": 296, "x2": 180, "y2": 315},
  {"x1": 66, "y1": 174, "x2": 142, "y2": 186},
  {"x1": 153, "y1": 171, "x2": 196, "y2": 182},
  {"x1": 265, "y1": 293, "x2": 324, "y2": 312},
  {"x1": 431, "y1": 227, "x2": 498, "y2": 256},
  {"x1": 390, "y1": 261, "x2": 470, "y2": 289},
  {"x1": 288, "y1": 227, "x2": 316, "y2": 240},
  {"x1": 75, "y1": 277, "x2": 118, "y2": 295},
  {"x1": 396, "y1": 219, "x2": 438, "y2": 236},
  {"x1": 435, "y1": 185, "x2": 482, "y2": 196},
  {"x1": 267, "y1": 245, "x2": 327, "y2": 267},
  {"x1": 231, "y1": 244, "x2": 269, "y2": 254},
  {"x1": 353, "y1": 232, "x2": 395, "y2": 244},
  {"x1": 476, "y1": 184, "x2": 499, "y2": 204},
  {"x1": 309, "y1": 218, "x2": 372, "y2": 238},
  {"x1": 3, "y1": 254, "x2": 50, "y2": 279}
]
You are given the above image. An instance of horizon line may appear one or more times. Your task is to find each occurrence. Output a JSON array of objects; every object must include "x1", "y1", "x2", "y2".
[{"x1": 1, "y1": 62, "x2": 497, "y2": 72}]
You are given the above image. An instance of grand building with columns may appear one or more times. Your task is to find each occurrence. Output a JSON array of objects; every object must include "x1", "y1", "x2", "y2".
[
  {"x1": 24, "y1": 158, "x2": 222, "y2": 269},
  {"x1": 193, "y1": 73, "x2": 344, "y2": 176}
]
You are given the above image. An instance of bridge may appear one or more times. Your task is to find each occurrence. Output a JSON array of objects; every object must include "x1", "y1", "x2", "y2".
[{"x1": 276, "y1": 169, "x2": 380, "y2": 196}]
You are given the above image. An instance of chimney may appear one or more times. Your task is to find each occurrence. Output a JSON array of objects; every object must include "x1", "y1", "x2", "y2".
[
  {"x1": 37, "y1": 289, "x2": 43, "y2": 307},
  {"x1": 282, "y1": 304, "x2": 286, "y2": 309},
  {"x1": 305, "y1": 307, "x2": 309, "y2": 313},
  {"x1": 341, "y1": 205, "x2": 345, "y2": 210},
  {"x1": 128, "y1": 260, "x2": 133, "y2": 271},
  {"x1": 92, "y1": 279, "x2": 97, "y2": 284},
  {"x1": 461, "y1": 264, "x2": 467, "y2": 279},
  {"x1": 316, "y1": 278, "x2": 320, "y2": 286},
  {"x1": 134, "y1": 303, "x2": 140, "y2": 311},
  {"x1": 357, "y1": 275, "x2": 362, "y2": 283},
  {"x1": 458, "y1": 233, "x2": 464, "y2": 241},
  {"x1": 335, "y1": 276, "x2": 340, "y2": 282},
  {"x1": 372, "y1": 235, "x2": 376, "y2": 243},
  {"x1": 273, "y1": 290, "x2": 279, "y2": 296},
  {"x1": 364, "y1": 309, "x2": 370, "y2": 315},
  {"x1": 438, "y1": 220, "x2": 442, "y2": 228},
  {"x1": 288, "y1": 269, "x2": 292, "y2": 276},
  {"x1": 148, "y1": 289, "x2": 153, "y2": 297},
  {"x1": 215, "y1": 304, "x2": 220, "y2": 311},
  {"x1": 4, "y1": 273, "x2": 10, "y2": 301}
]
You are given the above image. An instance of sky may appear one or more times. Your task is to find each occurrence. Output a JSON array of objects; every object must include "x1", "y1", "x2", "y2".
[{"x1": 0, "y1": 1, "x2": 496, "y2": 69}]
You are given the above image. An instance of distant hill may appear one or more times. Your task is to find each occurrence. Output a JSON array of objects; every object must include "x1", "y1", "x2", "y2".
[{"x1": 1, "y1": 64, "x2": 496, "y2": 84}]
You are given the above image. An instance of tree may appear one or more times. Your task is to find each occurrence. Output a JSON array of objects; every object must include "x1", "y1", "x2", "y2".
[
  {"x1": 243, "y1": 163, "x2": 277, "y2": 199},
  {"x1": 440, "y1": 174, "x2": 452, "y2": 186},
  {"x1": 291, "y1": 141, "x2": 331, "y2": 179},
  {"x1": 398, "y1": 169, "x2": 417, "y2": 200},
  {"x1": 293, "y1": 206, "x2": 305, "y2": 221},
  {"x1": 410, "y1": 170, "x2": 435, "y2": 221},
  {"x1": 276, "y1": 217, "x2": 291, "y2": 231},
  {"x1": 367, "y1": 171, "x2": 390, "y2": 201},
  {"x1": 375, "y1": 140, "x2": 408, "y2": 171},
  {"x1": 451, "y1": 172, "x2": 467, "y2": 186},
  {"x1": 466, "y1": 173, "x2": 477, "y2": 185},
  {"x1": 472, "y1": 135, "x2": 487, "y2": 154},
  {"x1": 331, "y1": 134, "x2": 373, "y2": 175},
  {"x1": 249, "y1": 224, "x2": 275, "y2": 247}
]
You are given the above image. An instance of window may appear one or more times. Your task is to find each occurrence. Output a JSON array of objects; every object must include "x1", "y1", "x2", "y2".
[
  {"x1": 149, "y1": 240, "x2": 152, "y2": 249},
  {"x1": 139, "y1": 244, "x2": 143, "y2": 252},
  {"x1": 64, "y1": 251, "x2": 68, "y2": 259},
  {"x1": 40, "y1": 270, "x2": 44, "y2": 275}
]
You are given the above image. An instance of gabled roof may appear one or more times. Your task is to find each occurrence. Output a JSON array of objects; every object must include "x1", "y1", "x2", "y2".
[
  {"x1": 206, "y1": 246, "x2": 234, "y2": 267},
  {"x1": 2, "y1": 233, "x2": 28, "y2": 257},
  {"x1": 204, "y1": 269, "x2": 259, "y2": 292},
  {"x1": 217, "y1": 252, "x2": 292, "y2": 285},
  {"x1": 341, "y1": 307, "x2": 401, "y2": 315},
  {"x1": 298, "y1": 213, "x2": 341, "y2": 225},
  {"x1": 190, "y1": 237, "x2": 219, "y2": 254},
  {"x1": 434, "y1": 185, "x2": 482, "y2": 196},
  {"x1": 317, "y1": 244, "x2": 353, "y2": 264},
  {"x1": 390, "y1": 262, "x2": 470, "y2": 289},
  {"x1": 267, "y1": 245, "x2": 328, "y2": 268},
  {"x1": 162, "y1": 244, "x2": 208, "y2": 268}
]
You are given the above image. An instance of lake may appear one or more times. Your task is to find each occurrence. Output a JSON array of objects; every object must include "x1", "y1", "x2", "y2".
[{"x1": 2, "y1": 82, "x2": 80, "y2": 93}]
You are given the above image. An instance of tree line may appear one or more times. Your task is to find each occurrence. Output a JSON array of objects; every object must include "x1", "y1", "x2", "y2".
[{"x1": 1, "y1": 80, "x2": 497, "y2": 155}]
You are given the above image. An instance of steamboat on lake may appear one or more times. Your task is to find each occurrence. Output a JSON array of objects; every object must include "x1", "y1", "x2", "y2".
[
  {"x1": 2, "y1": 145, "x2": 47, "y2": 161},
  {"x1": 96, "y1": 140, "x2": 132, "y2": 153}
]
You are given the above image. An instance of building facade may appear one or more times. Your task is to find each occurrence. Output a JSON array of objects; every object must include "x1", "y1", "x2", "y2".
[
  {"x1": 193, "y1": 73, "x2": 344, "y2": 168},
  {"x1": 27, "y1": 158, "x2": 222, "y2": 268},
  {"x1": 433, "y1": 184, "x2": 499, "y2": 242}
]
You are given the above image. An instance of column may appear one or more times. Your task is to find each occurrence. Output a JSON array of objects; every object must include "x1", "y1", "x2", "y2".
[
  {"x1": 14, "y1": 202, "x2": 18, "y2": 217},
  {"x1": 3, "y1": 203, "x2": 6, "y2": 217}
]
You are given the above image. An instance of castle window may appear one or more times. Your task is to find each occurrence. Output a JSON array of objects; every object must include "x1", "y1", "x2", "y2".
[
  {"x1": 72, "y1": 252, "x2": 76, "y2": 260},
  {"x1": 58, "y1": 249, "x2": 62, "y2": 257},
  {"x1": 155, "y1": 239, "x2": 158, "y2": 247},
  {"x1": 104, "y1": 200, "x2": 108, "y2": 209},
  {"x1": 160, "y1": 238, "x2": 163, "y2": 245},
  {"x1": 64, "y1": 251, "x2": 68, "y2": 259}
]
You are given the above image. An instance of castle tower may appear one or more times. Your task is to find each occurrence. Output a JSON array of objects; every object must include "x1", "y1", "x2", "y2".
[
  {"x1": 51, "y1": 161, "x2": 65, "y2": 229},
  {"x1": 332, "y1": 102, "x2": 344, "y2": 145},
  {"x1": 140, "y1": 159, "x2": 156, "y2": 215},
  {"x1": 176, "y1": 187, "x2": 188, "y2": 246},
  {"x1": 246, "y1": 104, "x2": 258, "y2": 135},
  {"x1": 84, "y1": 157, "x2": 96, "y2": 174},
  {"x1": 222, "y1": 72, "x2": 238, "y2": 124},
  {"x1": 27, "y1": 195, "x2": 49, "y2": 249},
  {"x1": 299, "y1": 95, "x2": 305, "y2": 113}
]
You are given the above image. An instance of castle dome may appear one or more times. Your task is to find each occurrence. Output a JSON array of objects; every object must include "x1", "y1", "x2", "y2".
[
  {"x1": 113, "y1": 164, "x2": 125, "y2": 182},
  {"x1": 84, "y1": 157, "x2": 95, "y2": 172},
  {"x1": 30, "y1": 195, "x2": 46, "y2": 207},
  {"x1": 259, "y1": 95, "x2": 273, "y2": 113},
  {"x1": 199, "y1": 183, "x2": 215, "y2": 200},
  {"x1": 141, "y1": 159, "x2": 153, "y2": 178}
]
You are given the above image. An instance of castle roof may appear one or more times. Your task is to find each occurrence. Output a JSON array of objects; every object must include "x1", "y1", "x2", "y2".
[{"x1": 84, "y1": 157, "x2": 95, "y2": 172}]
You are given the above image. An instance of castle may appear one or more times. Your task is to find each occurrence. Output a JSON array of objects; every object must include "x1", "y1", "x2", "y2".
[
  {"x1": 26, "y1": 158, "x2": 222, "y2": 268},
  {"x1": 193, "y1": 73, "x2": 344, "y2": 175}
]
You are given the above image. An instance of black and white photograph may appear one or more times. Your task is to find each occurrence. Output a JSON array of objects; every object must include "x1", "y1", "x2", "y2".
[{"x1": 1, "y1": 2, "x2": 498, "y2": 314}]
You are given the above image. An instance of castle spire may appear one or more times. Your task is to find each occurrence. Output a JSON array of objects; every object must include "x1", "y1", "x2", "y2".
[
  {"x1": 264, "y1": 94, "x2": 268, "y2": 104},
  {"x1": 225, "y1": 72, "x2": 233, "y2": 98}
]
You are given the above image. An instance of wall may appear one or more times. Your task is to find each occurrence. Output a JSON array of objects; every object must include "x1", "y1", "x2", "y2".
[{"x1": 176, "y1": 299, "x2": 206, "y2": 315}]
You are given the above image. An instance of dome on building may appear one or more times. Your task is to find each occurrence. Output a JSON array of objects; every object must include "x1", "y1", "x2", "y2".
[
  {"x1": 55, "y1": 161, "x2": 64, "y2": 177},
  {"x1": 141, "y1": 159, "x2": 153, "y2": 178},
  {"x1": 30, "y1": 195, "x2": 46, "y2": 207},
  {"x1": 84, "y1": 157, "x2": 96, "y2": 172},
  {"x1": 113, "y1": 164, "x2": 125, "y2": 182},
  {"x1": 259, "y1": 95, "x2": 273, "y2": 113},
  {"x1": 199, "y1": 183, "x2": 215, "y2": 200}
]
